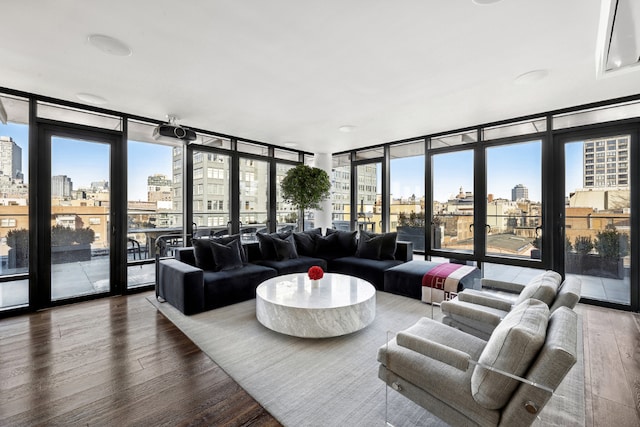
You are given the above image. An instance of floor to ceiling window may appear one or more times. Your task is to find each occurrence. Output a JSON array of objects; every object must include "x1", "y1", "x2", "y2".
[
  {"x1": 0, "y1": 94, "x2": 29, "y2": 311},
  {"x1": 390, "y1": 140, "x2": 425, "y2": 251},
  {"x1": 126, "y1": 120, "x2": 183, "y2": 289},
  {"x1": 276, "y1": 162, "x2": 298, "y2": 232},
  {"x1": 563, "y1": 133, "x2": 632, "y2": 305},
  {"x1": 193, "y1": 148, "x2": 232, "y2": 237},
  {"x1": 430, "y1": 149, "x2": 474, "y2": 254},
  {"x1": 50, "y1": 136, "x2": 112, "y2": 300},
  {"x1": 485, "y1": 140, "x2": 542, "y2": 260},
  {"x1": 331, "y1": 154, "x2": 351, "y2": 230}
]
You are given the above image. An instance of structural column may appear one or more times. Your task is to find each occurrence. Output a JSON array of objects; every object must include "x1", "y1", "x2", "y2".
[{"x1": 313, "y1": 152, "x2": 333, "y2": 231}]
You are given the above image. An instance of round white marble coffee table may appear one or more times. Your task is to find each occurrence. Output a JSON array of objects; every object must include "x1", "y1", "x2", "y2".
[{"x1": 255, "y1": 273, "x2": 376, "y2": 338}]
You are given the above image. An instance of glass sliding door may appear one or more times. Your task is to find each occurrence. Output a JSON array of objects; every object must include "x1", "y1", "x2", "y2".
[
  {"x1": 0, "y1": 94, "x2": 30, "y2": 310},
  {"x1": 431, "y1": 150, "x2": 474, "y2": 253},
  {"x1": 50, "y1": 136, "x2": 111, "y2": 300},
  {"x1": 485, "y1": 140, "x2": 542, "y2": 259},
  {"x1": 239, "y1": 157, "x2": 268, "y2": 241},
  {"x1": 564, "y1": 134, "x2": 632, "y2": 305}
]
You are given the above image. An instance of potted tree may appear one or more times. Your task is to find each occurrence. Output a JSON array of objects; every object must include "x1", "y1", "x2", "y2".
[
  {"x1": 51, "y1": 225, "x2": 95, "y2": 264},
  {"x1": 280, "y1": 165, "x2": 331, "y2": 230},
  {"x1": 397, "y1": 211, "x2": 426, "y2": 251},
  {"x1": 593, "y1": 225, "x2": 628, "y2": 279},
  {"x1": 6, "y1": 228, "x2": 29, "y2": 269},
  {"x1": 566, "y1": 235, "x2": 593, "y2": 275}
]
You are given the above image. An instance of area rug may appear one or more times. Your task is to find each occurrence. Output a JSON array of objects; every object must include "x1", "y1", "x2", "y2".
[{"x1": 148, "y1": 292, "x2": 585, "y2": 426}]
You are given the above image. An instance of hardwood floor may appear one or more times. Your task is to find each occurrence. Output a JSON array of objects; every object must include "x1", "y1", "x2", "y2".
[
  {"x1": 0, "y1": 293, "x2": 281, "y2": 427},
  {"x1": 1, "y1": 293, "x2": 638, "y2": 426},
  {"x1": 577, "y1": 304, "x2": 640, "y2": 427}
]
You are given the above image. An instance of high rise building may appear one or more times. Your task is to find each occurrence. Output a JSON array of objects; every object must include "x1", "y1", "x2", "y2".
[
  {"x1": 51, "y1": 175, "x2": 73, "y2": 198},
  {"x1": 512, "y1": 184, "x2": 529, "y2": 201},
  {"x1": 0, "y1": 136, "x2": 23, "y2": 180},
  {"x1": 147, "y1": 174, "x2": 172, "y2": 202},
  {"x1": 583, "y1": 135, "x2": 629, "y2": 189}
]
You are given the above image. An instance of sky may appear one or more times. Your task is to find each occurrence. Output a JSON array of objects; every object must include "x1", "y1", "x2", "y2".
[
  {"x1": 1, "y1": 122, "x2": 585, "y2": 203},
  {"x1": 1, "y1": 122, "x2": 172, "y2": 201}
]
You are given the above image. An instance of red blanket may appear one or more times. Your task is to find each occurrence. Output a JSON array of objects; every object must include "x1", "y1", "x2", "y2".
[{"x1": 422, "y1": 263, "x2": 476, "y2": 304}]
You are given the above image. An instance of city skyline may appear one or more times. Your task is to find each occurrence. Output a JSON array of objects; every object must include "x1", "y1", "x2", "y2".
[{"x1": 1, "y1": 122, "x2": 588, "y2": 204}]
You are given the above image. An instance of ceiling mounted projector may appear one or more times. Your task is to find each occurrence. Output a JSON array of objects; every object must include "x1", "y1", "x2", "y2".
[{"x1": 153, "y1": 115, "x2": 197, "y2": 141}]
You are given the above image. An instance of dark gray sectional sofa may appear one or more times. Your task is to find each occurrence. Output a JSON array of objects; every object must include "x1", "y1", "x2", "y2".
[{"x1": 157, "y1": 228, "x2": 413, "y2": 315}]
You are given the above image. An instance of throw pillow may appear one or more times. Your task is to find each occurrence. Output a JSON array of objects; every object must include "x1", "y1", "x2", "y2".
[
  {"x1": 210, "y1": 239, "x2": 244, "y2": 271},
  {"x1": 314, "y1": 233, "x2": 342, "y2": 258},
  {"x1": 471, "y1": 299, "x2": 549, "y2": 409},
  {"x1": 355, "y1": 234, "x2": 384, "y2": 260},
  {"x1": 293, "y1": 232, "x2": 316, "y2": 256},
  {"x1": 325, "y1": 229, "x2": 358, "y2": 256},
  {"x1": 191, "y1": 237, "x2": 216, "y2": 271},
  {"x1": 358, "y1": 231, "x2": 397, "y2": 260},
  {"x1": 273, "y1": 234, "x2": 299, "y2": 260},
  {"x1": 256, "y1": 232, "x2": 279, "y2": 260},
  {"x1": 212, "y1": 233, "x2": 247, "y2": 263}
]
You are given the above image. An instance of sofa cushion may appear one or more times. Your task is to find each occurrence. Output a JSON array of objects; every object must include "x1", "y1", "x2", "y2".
[
  {"x1": 274, "y1": 234, "x2": 299, "y2": 260},
  {"x1": 325, "y1": 229, "x2": 357, "y2": 256},
  {"x1": 257, "y1": 256, "x2": 328, "y2": 275},
  {"x1": 360, "y1": 231, "x2": 398, "y2": 259},
  {"x1": 212, "y1": 234, "x2": 247, "y2": 263},
  {"x1": 357, "y1": 231, "x2": 397, "y2": 260},
  {"x1": 293, "y1": 230, "x2": 318, "y2": 256},
  {"x1": 202, "y1": 264, "x2": 278, "y2": 309},
  {"x1": 471, "y1": 298, "x2": 549, "y2": 409},
  {"x1": 257, "y1": 231, "x2": 291, "y2": 260},
  {"x1": 314, "y1": 232, "x2": 343, "y2": 259},
  {"x1": 191, "y1": 237, "x2": 216, "y2": 270},
  {"x1": 329, "y1": 256, "x2": 403, "y2": 290},
  {"x1": 210, "y1": 239, "x2": 244, "y2": 271},
  {"x1": 356, "y1": 233, "x2": 384, "y2": 259}
]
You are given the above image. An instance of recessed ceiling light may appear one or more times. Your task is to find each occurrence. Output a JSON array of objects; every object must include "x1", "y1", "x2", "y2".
[
  {"x1": 284, "y1": 142, "x2": 298, "y2": 148},
  {"x1": 514, "y1": 69, "x2": 549, "y2": 85},
  {"x1": 472, "y1": 0, "x2": 503, "y2": 5},
  {"x1": 88, "y1": 34, "x2": 132, "y2": 56},
  {"x1": 76, "y1": 92, "x2": 108, "y2": 105},
  {"x1": 339, "y1": 125, "x2": 355, "y2": 132}
]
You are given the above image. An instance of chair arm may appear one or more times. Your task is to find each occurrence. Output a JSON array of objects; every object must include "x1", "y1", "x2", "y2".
[
  {"x1": 469, "y1": 360, "x2": 553, "y2": 394},
  {"x1": 396, "y1": 331, "x2": 471, "y2": 371},
  {"x1": 480, "y1": 278, "x2": 525, "y2": 294},
  {"x1": 458, "y1": 290, "x2": 513, "y2": 312},
  {"x1": 158, "y1": 259, "x2": 205, "y2": 315},
  {"x1": 440, "y1": 299, "x2": 505, "y2": 328}
]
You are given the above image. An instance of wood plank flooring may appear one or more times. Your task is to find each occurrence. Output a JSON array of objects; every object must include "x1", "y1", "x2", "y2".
[
  {"x1": 0, "y1": 293, "x2": 281, "y2": 427},
  {"x1": 0, "y1": 293, "x2": 638, "y2": 426}
]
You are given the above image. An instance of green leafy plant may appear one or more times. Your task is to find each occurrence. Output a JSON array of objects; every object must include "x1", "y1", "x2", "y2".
[
  {"x1": 398, "y1": 211, "x2": 426, "y2": 227},
  {"x1": 565, "y1": 236, "x2": 573, "y2": 253},
  {"x1": 280, "y1": 165, "x2": 331, "y2": 211},
  {"x1": 51, "y1": 225, "x2": 95, "y2": 246},
  {"x1": 573, "y1": 236, "x2": 594, "y2": 255},
  {"x1": 595, "y1": 225, "x2": 629, "y2": 259},
  {"x1": 6, "y1": 228, "x2": 29, "y2": 248}
]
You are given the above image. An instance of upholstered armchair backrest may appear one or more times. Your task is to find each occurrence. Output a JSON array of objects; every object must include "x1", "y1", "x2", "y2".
[
  {"x1": 514, "y1": 271, "x2": 561, "y2": 306},
  {"x1": 549, "y1": 277, "x2": 582, "y2": 313},
  {"x1": 500, "y1": 306, "x2": 578, "y2": 426}
]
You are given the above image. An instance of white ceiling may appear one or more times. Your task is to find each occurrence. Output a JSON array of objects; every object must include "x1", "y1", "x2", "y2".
[{"x1": 1, "y1": 0, "x2": 639, "y2": 154}]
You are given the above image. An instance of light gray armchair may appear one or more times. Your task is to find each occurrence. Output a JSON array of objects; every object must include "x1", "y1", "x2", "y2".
[
  {"x1": 440, "y1": 271, "x2": 581, "y2": 340},
  {"x1": 378, "y1": 299, "x2": 578, "y2": 427}
]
